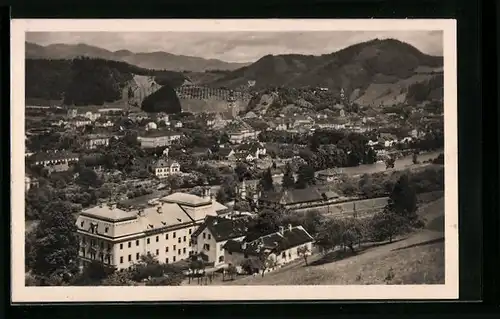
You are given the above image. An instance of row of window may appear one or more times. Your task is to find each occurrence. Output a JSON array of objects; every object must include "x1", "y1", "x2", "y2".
[
  {"x1": 118, "y1": 232, "x2": 191, "y2": 250},
  {"x1": 81, "y1": 250, "x2": 111, "y2": 264},
  {"x1": 119, "y1": 247, "x2": 188, "y2": 264},
  {"x1": 80, "y1": 222, "x2": 110, "y2": 233},
  {"x1": 156, "y1": 167, "x2": 179, "y2": 173},
  {"x1": 81, "y1": 237, "x2": 111, "y2": 250}
]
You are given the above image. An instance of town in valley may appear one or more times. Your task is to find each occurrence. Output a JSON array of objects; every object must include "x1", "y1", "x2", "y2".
[{"x1": 24, "y1": 31, "x2": 445, "y2": 287}]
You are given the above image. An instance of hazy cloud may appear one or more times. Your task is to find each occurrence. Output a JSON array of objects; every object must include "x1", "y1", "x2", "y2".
[{"x1": 27, "y1": 31, "x2": 443, "y2": 63}]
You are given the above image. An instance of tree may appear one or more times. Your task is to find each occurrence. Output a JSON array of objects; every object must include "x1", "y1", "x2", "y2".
[
  {"x1": 368, "y1": 209, "x2": 408, "y2": 243},
  {"x1": 297, "y1": 245, "x2": 311, "y2": 266},
  {"x1": 71, "y1": 261, "x2": 114, "y2": 286},
  {"x1": 189, "y1": 186, "x2": 205, "y2": 197},
  {"x1": 315, "y1": 218, "x2": 344, "y2": 253},
  {"x1": 358, "y1": 174, "x2": 380, "y2": 198},
  {"x1": 233, "y1": 200, "x2": 251, "y2": 212},
  {"x1": 385, "y1": 156, "x2": 396, "y2": 169},
  {"x1": 390, "y1": 174, "x2": 418, "y2": 220},
  {"x1": 28, "y1": 201, "x2": 80, "y2": 281},
  {"x1": 245, "y1": 209, "x2": 282, "y2": 242},
  {"x1": 130, "y1": 253, "x2": 165, "y2": 282},
  {"x1": 295, "y1": 164, "x2": 315, "y2": 189},
  {"x1": 281, "y1": 163, "x2": 295, "y2": 189},
  {"x1": 259, "y1": 168, "x2": 274, "y2": 192},
  {"x1": 412, "y1": 152, "x2": 419, "y2": 164},
  {"x1": 341, "y1": 218, "x2": 364, "y2": 252},
  {"x1": 364, "y1": 147, "x2": 377, "y2": 164},
  {"x1": 219, "y1": 132, "x2": 230, "y2": 145},
  {"x1": 216, "y1": 175, "x2": 238, "y2": 203},
  {"x1": 226, "y1": 263, "x2": 238, "y2": 280},
  {"x1": 75, "y1": 167, "x2": 103, "y2": 189},
  {"x1": 145, "y1": 267, "x2": 184, "y2": 286},
  {"x1": 188, "y1": 259, "x2": 205, "y2": 284},
  {"x1": 309, "y1": 135, "x2": 320, "y2": 152},
  {"x1": 101, "y1": 270, "x2": 136, "y2": 286},
  {"x1": 234, "y1": 162, "x2": 250, "y2": 181},
  {"x1": 260, "y1": 253, "x2": 278, "y2": 277}
]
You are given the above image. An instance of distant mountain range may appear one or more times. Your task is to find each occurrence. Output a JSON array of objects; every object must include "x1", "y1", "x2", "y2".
[
  {"x1": 25, "y1": 42, "x2": 250, "y2": 72},
  {"x1": 25, "y1": 38, "x2": 444, "y2": 110}
]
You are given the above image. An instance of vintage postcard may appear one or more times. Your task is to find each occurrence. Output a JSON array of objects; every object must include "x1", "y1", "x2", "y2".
[{"x1": 11, "y1": 19, "x2": 458, "y2": 302}]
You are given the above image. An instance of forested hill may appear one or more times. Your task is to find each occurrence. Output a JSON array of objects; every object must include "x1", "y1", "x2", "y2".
[
  {"x1": 206, "y1": 38, "x2": 444, "y2": 106},
  {"x1": 26, "y1": 57, "x2": 188, "y2": 106}
]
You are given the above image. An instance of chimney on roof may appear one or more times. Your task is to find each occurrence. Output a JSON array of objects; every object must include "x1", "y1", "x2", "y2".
[
  {"x1": 288, "y1": 224, "x2": 292, "y2": 232},
  {"x1": 157, "y1": 206, "x2": 162, "y2": 214},
  {"x1": 213, "y1": 219, "x2": 218, "y2": 226},
  {"x1": 241, "y1": 241, "x2": 247, "y2": 250}
]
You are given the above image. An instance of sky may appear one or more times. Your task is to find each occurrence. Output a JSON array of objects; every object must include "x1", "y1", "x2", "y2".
[{"x1": 26, "y1": 31, "x2": 443, "y2": 63}]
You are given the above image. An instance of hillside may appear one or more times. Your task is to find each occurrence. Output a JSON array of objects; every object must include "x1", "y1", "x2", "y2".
[
  {"x1": 217, "y1": 197, "x2": 444, "y2": 286},
  {"x1": 25, "y1": 57, "x2": 188, "y2": 106},
  {"x1": 26, "y1": 42, "x2": 250, "y2": 72},
  {"x1": 208, "y1": 39, "x2": 444, "y2": 108}
]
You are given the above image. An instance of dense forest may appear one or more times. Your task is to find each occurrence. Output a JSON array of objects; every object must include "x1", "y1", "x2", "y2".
[
  {"x1": 406, "y1": 74, "x2": 444, "y2": 103},
  {"x1": 25, "y1": 57, "x2": 188, "y2": 106}
]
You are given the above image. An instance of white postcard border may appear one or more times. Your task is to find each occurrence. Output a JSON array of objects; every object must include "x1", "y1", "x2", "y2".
[{"x1": 11, "y1": 19, "x2": 458, "y2": 302}]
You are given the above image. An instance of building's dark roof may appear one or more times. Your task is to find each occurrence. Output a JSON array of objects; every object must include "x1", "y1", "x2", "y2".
[
  {"x1": 234, "y1": 152, "x2": 252, "y2": 160},
  {"x1": 118, "y1": 190, "x2": 171, "y2": 209},
  {"x1": 243, "y1": 118, "x2": 268, "y2": 131},
  {"x1": 217, "y1": 147, "x2": 234, "y2": 157},
  {"x1": 236, "y1": 142, "x2": 264, "y2": 153},
  {"x1": 192, "y1": 215, "x2": 250, "y2": 242},
  {"x1": 72, "y1": 116, "x2": 90, "y2": 121},
  {"x1": 84, "y1": 133, "x2": 112, "y2": 140},
  {"x1": 140, "y1": 130, "x2": 182, "y2": 138},
  {"x1": 191, "y1": 147, "x2": 212, "y2": 156},
  {"x1": 150, "y1": 158, "x2": 179, "y2": 169},
  {"x1": 259, "y1": 187, "x2": 339, "y2": 205},
  {"x1": 380, "y1": 133, "x2": 398, "y2": 140},
  {"x1": 224, "y1": 226, "x2": 314, "y2": 255},
  {"x1": 31, "y1": 151, "x2": 79, "y2": 162}
]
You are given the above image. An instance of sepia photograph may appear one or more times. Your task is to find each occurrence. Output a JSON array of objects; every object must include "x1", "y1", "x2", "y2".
[{"x1": 11, "y1": 19, "x2": 458, "y2": 302}]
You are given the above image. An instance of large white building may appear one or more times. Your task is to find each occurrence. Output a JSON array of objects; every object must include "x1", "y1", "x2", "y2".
[
  {"x1": 137, "y1": 131, "x2": 182, "y2": 148},
  {"x1": 75, "y1": 190, "x2": 227, "y2": 270}
]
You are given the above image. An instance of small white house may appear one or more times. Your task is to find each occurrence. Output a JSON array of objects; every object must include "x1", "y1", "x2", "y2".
[
  {"x1": 190, "y1": 216, "x2": 249, "y2": 267},
  {"x1": 223, "y1": 225, "x2": 314, "y2": 274},
  {"x1": 149, "y1": 158, "x2": 181, "y2": 179}
]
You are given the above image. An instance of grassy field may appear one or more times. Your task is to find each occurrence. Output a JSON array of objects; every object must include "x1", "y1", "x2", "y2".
[{"x1": 209, "y1": 197, "x2": 445, "y2": 286}]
